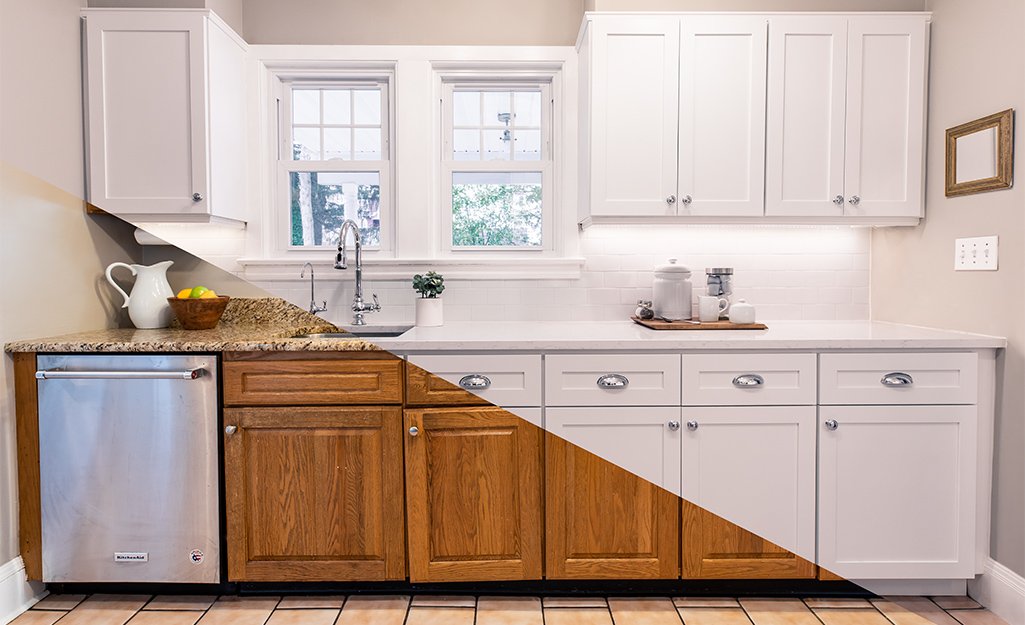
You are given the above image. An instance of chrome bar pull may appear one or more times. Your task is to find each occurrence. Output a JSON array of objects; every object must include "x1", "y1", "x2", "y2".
[
  {"x1": 881, "y1": 372, "x2": 914, "y2": 386},
  {"x1": 596, "y1": 373, "x2": 629, "y2": 389},
  {"x1": 459, "y1": 374, "x2": 492, "y2": 390},
  {"x1": 36, "y1": 367, "x2": 206, "y2": 380}
]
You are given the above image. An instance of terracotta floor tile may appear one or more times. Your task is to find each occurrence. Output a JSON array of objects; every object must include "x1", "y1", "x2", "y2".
[
  {"x1": 59, "y1": 594, "x2": 152, "y2": 625},
  {"x1": 739, "y1": 598, "x2": 821, "y2": 625},
  {"x1": 543, "y1": 607, "x2": 614, "y2": 625},
  {"x1": 265, "y1": 609, "x2": 340, "y2": 625},
  {"x1": 405, "y1": 606, "x2": 476, "y2": 625},
  {"x1": 673, "y1": 597, "x2": 740, "y2": 608},
  {"x1": 475, "y1": 596, "x2": 543, "y2": 625},
  {"x1": 543, "y1": 596, "x2": 608, "y2": 608},
  {"x1": 276, "y1": 596, "x2": 345, "y2": 609},
  {"x1": 9, "y1": 611, "x2": 66, "y2": 625},
  {"x1": 946, "y1": 610, "x2": 1012, "y2": 625},
  {"x1": 197, "y1": 597, "x2": 280, "y2": 625},
  {"x1": 813, "y1": 608, "x2": 893, "y2": 625},
  {"x1": 608, "y1": 597, "x2": 681, "y2": 625},
  {"x1": 410, "y1": 595, "x2": 476, "y2": 608},
  {"x1": 932, "y1": 597, "x2": 982, "y2": 610},
  {"x1": 335, "y1": 595, "x2": 410, "y2": 625},
  {"x1": 677, "y1": 607, "x2": 752, "y2": 625},
  {"x1": 803, "y1": 598, "x2": 872, "y2": 609},
  {"x1": 33, "y1": 594, "x2": 87, "y2": 611},
  {"x1": 872, "y1": 598, "x2": 962, "y2": 625},
  {"x1": 127, "y1": 612, "x2": 203, "y2": 625},
  {"x1": 145, "y1": 596, "x2": 217, "y2": 611}
]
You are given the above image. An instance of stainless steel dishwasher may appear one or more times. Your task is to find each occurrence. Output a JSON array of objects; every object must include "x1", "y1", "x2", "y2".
[{"x1": 36, "y1": 354, "x2": 220, "y2": 583}]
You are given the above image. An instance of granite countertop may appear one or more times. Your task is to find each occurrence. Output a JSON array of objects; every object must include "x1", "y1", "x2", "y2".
[{"x1": 4, "y1": 297, "x2": 383, "y2": 353}]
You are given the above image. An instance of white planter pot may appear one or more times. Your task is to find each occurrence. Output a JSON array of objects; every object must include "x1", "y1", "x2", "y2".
[{"x1": 415, "y1": 297, "x2": 443, "y2": 327}]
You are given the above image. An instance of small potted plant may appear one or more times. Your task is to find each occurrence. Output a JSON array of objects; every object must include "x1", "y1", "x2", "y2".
[{"x1": 412, "y1": 271, "x2": 445, "y2": 327}]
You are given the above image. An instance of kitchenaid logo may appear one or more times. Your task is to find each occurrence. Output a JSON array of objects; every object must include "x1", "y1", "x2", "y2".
[{"x1": 113, "y1": 552, "x2": 148, "y2": 563}]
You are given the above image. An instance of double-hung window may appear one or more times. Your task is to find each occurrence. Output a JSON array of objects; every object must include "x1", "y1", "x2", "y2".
[
  {"x1": 441, "y1": 81, "x2": 553, "y2": 251},
  {"x1": 281, "y1": 80, "x2": 390, "y2": 251}
]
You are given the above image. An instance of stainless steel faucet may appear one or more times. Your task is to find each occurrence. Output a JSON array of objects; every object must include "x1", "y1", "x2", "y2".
[
  {"x1": 335, "y1": 219, "x2": 380, "y2": 326},
  {"x1": 300, "y1": 262, "x2": 327, "y2": 315}
]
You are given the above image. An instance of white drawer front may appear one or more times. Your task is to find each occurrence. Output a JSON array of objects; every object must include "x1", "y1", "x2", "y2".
[
  {"x1": 820, "y1": 353, "x2": 978, "y2": 405},
  {"x1": 682, "y1": 353, "x2": 817, "y2": 406},
  {"x1": 545, "y1": 354, "x2": 681, "y2": 406},
  {"x1": 407, "y1": 354, "x2": 542, "y2": 407}
]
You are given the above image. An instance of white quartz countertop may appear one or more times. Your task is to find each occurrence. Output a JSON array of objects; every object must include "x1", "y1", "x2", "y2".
[{"x1": 370, "y1": 320, "x2": 1006, "y2": 352}]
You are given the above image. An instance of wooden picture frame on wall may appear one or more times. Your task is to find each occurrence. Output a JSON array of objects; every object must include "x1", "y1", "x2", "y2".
[{"x1": 945, "y1": 109, "x2": 1014, "y2": 197}]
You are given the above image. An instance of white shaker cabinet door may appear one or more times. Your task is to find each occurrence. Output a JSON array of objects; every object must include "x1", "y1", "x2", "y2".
[
  {"x1": 85, "y1": 12, "x2": 209, "y2": 216},
  {"x1": 678, "y1": 17, "x2": 767, "y2": 217},
  {"x1": 765, "y1": 17, "x2": 847, "y2": 217},
  {"x1": 818, "y1": 405, "x2": 977, "y2": 579},
  {"x1": 588, "y1": 16, "x2": 680, "y2": 217},
  {"x1": 843, "y1": 16, "x2": 927, "y2": 219},
  {"x1": 680, "y1": 406, "x2": 816, "y2": 562},
  {"x1": 546, "y1": 407, "x2": 682, "y2": 497}
]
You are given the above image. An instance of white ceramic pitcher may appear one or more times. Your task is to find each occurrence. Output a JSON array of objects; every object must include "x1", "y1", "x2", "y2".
[{"x1": 105, "y1": 260, "x2": 174, "y2": 329}]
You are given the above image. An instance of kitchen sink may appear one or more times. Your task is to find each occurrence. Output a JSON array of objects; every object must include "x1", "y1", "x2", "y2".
[{"x1": 294, "y1": 324, "x2": 413, "y2": 339}]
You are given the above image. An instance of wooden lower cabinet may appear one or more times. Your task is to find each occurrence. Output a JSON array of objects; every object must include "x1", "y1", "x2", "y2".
[
  {"x1": 404, "y1": 407, "x2": 543, "y2": 582},
  {"x1": 224, "y1": 406, "x2": 406, "y2": 581},
  {"x1": 546, "y1": 432, "x2": 679, "y2": 579},
  {"x1": 681, "y1": 501, "x2": 816, "y2": 579}
]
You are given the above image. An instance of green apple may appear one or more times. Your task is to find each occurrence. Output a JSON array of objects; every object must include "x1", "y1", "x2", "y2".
[{"x1": 189, "y1": 286, "x2": 210, "y2": 299}]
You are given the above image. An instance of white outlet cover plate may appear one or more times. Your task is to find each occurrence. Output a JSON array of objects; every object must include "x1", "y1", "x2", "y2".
[{"x1": 955, "y1": 235, "x2": 999, "y2": 271}]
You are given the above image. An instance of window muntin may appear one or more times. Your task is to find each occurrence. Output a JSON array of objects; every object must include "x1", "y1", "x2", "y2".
[{"x1": 291, "y1": 87, "x2": 383, "y2": 161}]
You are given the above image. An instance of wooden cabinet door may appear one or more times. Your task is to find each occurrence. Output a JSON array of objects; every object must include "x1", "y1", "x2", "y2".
[
  {"x1": 224, "y1": 406, "x2": 405, "y2": 581},
  {"x1": 765, "y1": 16, "x2": 847, "y2": 217},
  {"x1": 546, "y1": 432, "x2": 679, "y2": 579},
  {"x1": 404, "y1": 407, "x2": 542, "y2": 582},
  {"x1": 819, "y1": 406, "x2": 977, "y2": 579},
  {"x1": 589, "y1": 15, "x2": 680, "y2": 217},
  {"x1": 843, "y1": 16, "x2": 927, "y2": 219},
  {"x1": 678, "y1": 16, "x2": 767, "y2": 217}
]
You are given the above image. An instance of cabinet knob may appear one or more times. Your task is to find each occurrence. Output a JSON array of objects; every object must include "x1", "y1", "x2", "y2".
[
  {"x1": 666, "y1": 195, "x2": 676, "y2": 205},
  {"x1": 880, "y1": 372, "x2": 913, "y2": 386},
  {"x1": 680, "y1": 194, "x2": 693, "y2": 205},
  {"x1": 667, "y1": 420, "x2": 680, "y2": 431},
  {"x1": 824, "y1": 419, "x2": 838, "y2": 431},
  {"x1": 848, "y1": 195, "x2": 861, "y2": 206},
  {"x1": 596, "y1": 373, "x2": 629, "y2": 389},
  {"x1": 686, "y1": 420, "x2": 698, "y2": 431},
  {"x1": 732, "y1": 374, "x2": 764, "y2": 387},
  {"x1": 459, "y1": 374, "x2": 491, "y2": 390},
  {"x1": 192, "y1": 192, "x2": 203, "y2": 202},
  {"x1": 833, "y1": 195, "x2": 844, "y2": 205},
  {"x1": 224, "y1": 425, "x2": 237, "y2": 435},
  {"x1": 408, "y1": 426, "x2": 420, "y2": 437}
]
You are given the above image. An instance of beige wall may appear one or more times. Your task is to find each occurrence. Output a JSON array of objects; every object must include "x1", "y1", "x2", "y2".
[
  {"x1": 140, "y1": 245, "x2": 270, "y2": 298},
  {"x1": 872, "y1": 0, "x2": 1025, "y2": 576}
]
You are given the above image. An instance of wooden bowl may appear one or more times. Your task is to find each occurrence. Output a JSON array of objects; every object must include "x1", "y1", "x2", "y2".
[{"x1": 167, "y1": 295, "x2": 231, "y2": 330}]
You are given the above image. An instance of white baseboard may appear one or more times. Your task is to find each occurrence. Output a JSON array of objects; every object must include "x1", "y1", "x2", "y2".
[
  {"x1": 0, "y1": 557, "x2": 44, "y2": 625},
  {"x1": 969, "y1": 557, "x2": 1025, "y2": 625},
  {"x1": 854, "y1": 578, "x2": 967, "y2": 597}
]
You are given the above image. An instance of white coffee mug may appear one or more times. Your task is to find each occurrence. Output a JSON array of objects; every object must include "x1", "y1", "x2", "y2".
[{"x1": 698, "y1": 295, "x2": 729, "y2": 322}]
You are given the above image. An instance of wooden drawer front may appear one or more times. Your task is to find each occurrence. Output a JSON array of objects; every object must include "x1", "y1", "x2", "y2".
[
  {"x1": 406, "y1": 355, "x2": 542, "y2": 407},
  {"x1": 224, "y1": 359, "x2": 402, "y2": 406},
  {"x1": 545, "y1": 354, "x2": 681, "y2": 406},
  {"x1": 683, "y1": 353, "x2": 816, "y2": 406},
  {"x1": 819, "y1": 353, "x2": 978, "y2": 405}
]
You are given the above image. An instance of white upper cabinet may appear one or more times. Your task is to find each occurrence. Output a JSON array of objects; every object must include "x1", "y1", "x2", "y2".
[
  {"x1": 83, "y1": 9, "x2": 248, "y2": 223},
  {"x1": 678, "y1": 17, "x2": 767, "y2": 217},
  {"x1": 584, "y1": 16, "x2": 680, "y2": 218},
  {"x1": 766, "y1": 15, "x2": 928, "y2": 220}
]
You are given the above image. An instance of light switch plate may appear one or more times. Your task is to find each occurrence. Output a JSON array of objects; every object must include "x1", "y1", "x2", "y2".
[{"x1": 955, "y1": 235, "x2": 999, "y2": 271}]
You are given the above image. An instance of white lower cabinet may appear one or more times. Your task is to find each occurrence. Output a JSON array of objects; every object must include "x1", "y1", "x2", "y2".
[
  {"x1": 545, "y1": 407, "x2": 682, "y2": 496},
  {"x1": 818, "y1": 405, "x2": 977, "y2": 579},
  {"x1": 680, "y1": 406, "x2": 816, "y2": 562}
]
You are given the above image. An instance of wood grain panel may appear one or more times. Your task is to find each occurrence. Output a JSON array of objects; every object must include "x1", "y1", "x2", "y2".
[
  {"x1": 405, "y1": 362, "x2": 489, "y2": 407},
  {"x1": 224, "y1": 406, "x2": 405, "y2": 581},
  {"x1": 681, "y1": 500, "x2": 816, "y2": 579},
  {"x1": 13, "y1": 352, "x2": 41, "y2": 580},
  {"x1": 405, "y1": 407, "x2": 542, "y2": 582},
  {"x1": 223, "y1": 359, "x2": 402, "y2": 406},
  {"x1": 546, "y1": 431, "x2": 679, "y2": 579}
]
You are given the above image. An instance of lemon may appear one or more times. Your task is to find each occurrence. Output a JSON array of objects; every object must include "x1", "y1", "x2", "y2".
[
  {"x1": 199, "y1": 290, "x2": 218, "y2": 299},
  {"x1": 188, "y1": 286, "x2": 209, "y2": 299},
  {"x1": 176, "y1": 288, "x2": 192, "y2": 299}
]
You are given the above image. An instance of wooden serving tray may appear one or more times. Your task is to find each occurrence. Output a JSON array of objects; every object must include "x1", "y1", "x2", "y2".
[{"x1": 631, "y1": 316, "x2": 768, "y2": 331}]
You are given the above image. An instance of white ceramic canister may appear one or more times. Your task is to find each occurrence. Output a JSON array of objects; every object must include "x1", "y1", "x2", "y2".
[{"x1": 652, "y1": 258, "x2": 693, "y2": 321}]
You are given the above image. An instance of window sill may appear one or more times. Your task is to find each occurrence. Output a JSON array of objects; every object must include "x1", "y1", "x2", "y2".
[{"x1": 237, "y1": 256, "x2": 585, "y2": 281}]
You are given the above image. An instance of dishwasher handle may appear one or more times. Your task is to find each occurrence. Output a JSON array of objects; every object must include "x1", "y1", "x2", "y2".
[{"x1": 35, "y1": 367, "x2": 206, "y2": 381}]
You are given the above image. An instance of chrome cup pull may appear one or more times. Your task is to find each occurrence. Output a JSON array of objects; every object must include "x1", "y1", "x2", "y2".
[
  {"x1": 732, "y1": 374, "x2": 765, "y2": 387},
  {"x1": 881, "y1": 372, "x2": 913, "y2": 387},
  {"x1": 825, "y1": 419, "x2": 839, "y2": 431},
  {"x1": 458, "y1": 374, "x2": 491, "y2": 390},
  {"x1": 596, "y1": 373, "x2": 629, "y2": 389}
]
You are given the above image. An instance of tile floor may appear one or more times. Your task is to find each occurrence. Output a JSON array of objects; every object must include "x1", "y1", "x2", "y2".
[{"x1": 12, "y1": 593, "x2": 1010, "y2": 625}]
